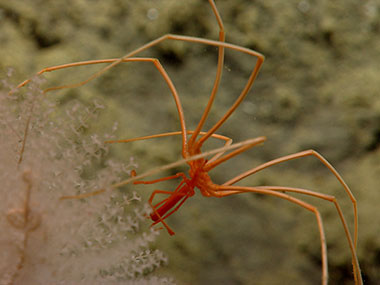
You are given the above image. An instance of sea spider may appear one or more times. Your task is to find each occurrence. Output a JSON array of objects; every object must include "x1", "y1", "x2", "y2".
[{"x1": 12, "y1": 0, "x2": 362, "y2": 284}]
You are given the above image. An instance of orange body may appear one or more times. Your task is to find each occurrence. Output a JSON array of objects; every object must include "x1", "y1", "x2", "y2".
[
  {"x1": 148, "y1": 158, "x2": 216, "y2": 231},
  {"x1": 150, "y1": 184, "x2": 192, "y2": 223}
]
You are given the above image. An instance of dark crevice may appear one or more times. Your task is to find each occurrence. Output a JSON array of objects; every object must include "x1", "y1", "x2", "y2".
[
  {"x1": 29, "y1": 24, "x2": 61, "y2": 49},
  {"x1": 366, "y1": 129, "x2": 380, "y2": 151},
  {"x1": 158, "y1": 49, "x2": 184, "y2": 67},
  {"x1": 1, "y1": 5, "x2": 61, "y2": 49}
]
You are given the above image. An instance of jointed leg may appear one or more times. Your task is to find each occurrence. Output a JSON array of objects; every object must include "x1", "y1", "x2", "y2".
[
  {"x1": 212, "y1": 185, "x2": 329, "y2": 285},
  {"x1": 256, "y1": 186, "x2": 361, "y2": 284},
  {"x1": 12, "y1": 0, "x2": 261, "y2": 159},
  {"x1": 11, "y1": 56, "x2": 189, "y2": 157},
  {"x1": 133, "y1": 172, "x2": 187, "y2": 185},
  {"x1": 189, "y1": 0, "x2": 226, "y2": 148},
  {"x1": 223, "y1": 149, "x2": 358, "y2": 249},
  {"x1": 204, "y1": 136, "x2": 267, "y2": 171},
  {"x1": 106, "y1": 130, "x2": 233, "y2": 163},
  {"x1": 150, "y1": 191, "x2": 190, "y2": 236},
  {"x1": 60, "y1": 138, "x2": 267, "y2": 200},
  {"x1": 220, "y1": 150, "x2": 362, "y2": 283},
  {"x1": 147, "y1": 178, "x2": 188, "y2": 236},
  {"x1": 149, "y1": 190, "x2": 177, "y2": 209},
  {"x1": 147, "y1": 189, "x2": 176, "y2": 236},
  {"x1": 13, "y1": 38, "x2": 264, "y2": 156}
]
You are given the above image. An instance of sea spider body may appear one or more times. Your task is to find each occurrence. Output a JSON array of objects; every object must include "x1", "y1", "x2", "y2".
[{"x1": 146, "y1": 157, "x2": 217, "y2": 230}]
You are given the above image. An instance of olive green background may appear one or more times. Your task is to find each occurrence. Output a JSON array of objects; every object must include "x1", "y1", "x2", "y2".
[{"x1": 1, "y1": 0, "x2": 379, "y2": 284}]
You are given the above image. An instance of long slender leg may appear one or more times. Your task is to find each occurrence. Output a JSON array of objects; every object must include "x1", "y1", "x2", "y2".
[
  {"x1": 210, "y1": 185, "x2": 329, "y2": 285},
  {"x1": 12, "y1": 57, "x2": 189, "y2": 158},
  {"x1": 147, "y1": 178, "x2": 188, "y2": 236},
  {"x1": 60, "y1": 138, "x2": 265, "y2": 200},
  {"x1": 106, "y1": 130, "x2": 233, "y2": 163},
  {"x1": 257, "y1": 186, "x2": 361, "y2": 284},
  {"x1": 14, "y1": 37, "x2": 264, "y2": 156},
  {"x1": 148, "y1": 189, "x2": 179, "y2": 211},
  {"x1": 105, "y1": 130, "x2": 230, "y2": 144},
  {"x1": 147, "y1": 190, "x2": 176, "y2": 235},
  {"x1": 204, "y1": 136, "x2": 267, "y2": 171},
  {"x1": 107, "y1": 133, "x2": 266, "y2": 172},
  {"x1": 130, "y1": 170, "x2": 189, "y2": 235},
  {"x1": 220, "y1": 149, "x2": 361, "y2": 283},
  {"x1": 223, "y1": 149, "x2": 358, "y2": 251},
  {"x1": 133, "y1": 172, "x2": 187, "y2": 185},
  {"x1": 147, "y1": 179, "x2": 187, "y2": 210},
  {"x1": 11, "y1": 0, "x2": 250, "y2": 159},
  {"x1": 151, "y1": 194, "x2": 190, "y2": 236},
  {"x1": 212, "y1": 185, "x2": 362, "y2": 284},
  {"x1": 193, "y1": 43, "x2": 264, "y2": 150},
  {"x1": 188, "y1": 0, "x2": 225, "y2": 149}
]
